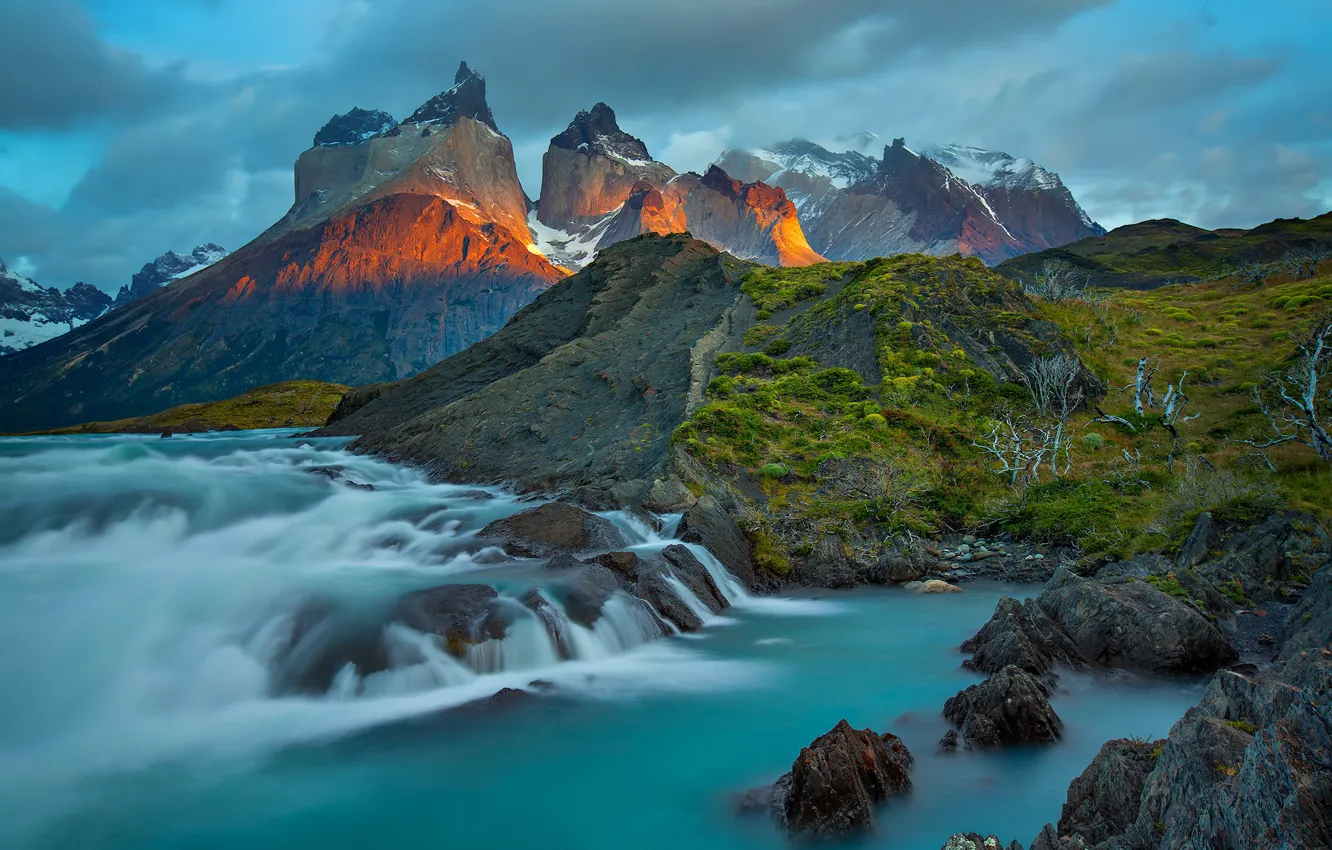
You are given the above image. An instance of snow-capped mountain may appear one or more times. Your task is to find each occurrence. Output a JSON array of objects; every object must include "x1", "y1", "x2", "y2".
[
  {"x1": 534, "y1": 104, "x2": 823, "y2": 269},
  {"x1": 113, "y1": 243, "x2": 229, "y2": 306},
  {"x1": 0, "y1": 259, "x2": 112, "y2": 356},
  {"x1": 713, "y1": 138, "x2": 1103, "y2": 264}
]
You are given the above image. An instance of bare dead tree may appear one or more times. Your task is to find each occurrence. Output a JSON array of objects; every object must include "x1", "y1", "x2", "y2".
[
  {"x1": 1278, "y1": 247, "x2": 1331, "y2": 281},
  {"x1": 1127, "y1": 356, "x2": 1159, "y2": 416},
  {"x1": 1237, "y1": 318, "x2": 1332, "y2": 462},
  {"x1": 1159, "y1": 372, "x2": 1201, "y2": 472},
  {"x1": 975, "y1": 415, "x2": 1059, "y2": 489},
  {"x1": 1023, "y1": 258, "x2": 1107, "y2": 303},
  {"x1": 1232, "y1": 260, "x2": 1270, "y2": 287},
  {"x1": 1020, "y1": 353, "x2": 1086, "y2": 478},
  {"x1": 837, "y1": 458, "x2": 935, "y2": 526},
  {"x1": 1105, "y1": 447, "x2": 1150, "y2": 491}
]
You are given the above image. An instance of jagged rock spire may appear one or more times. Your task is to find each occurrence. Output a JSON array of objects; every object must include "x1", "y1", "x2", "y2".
[
  {"x1": 403, "y1": 61, "x2": 498, "y2": 131},
  {"x1": 313, "y1": 107, "x2": 397, "y2": 148},
  {"x1": 551, "y1": 102, "x2": 651, "y2": 162}
]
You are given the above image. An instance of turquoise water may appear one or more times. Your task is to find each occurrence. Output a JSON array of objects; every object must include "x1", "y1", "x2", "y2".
[{"x1": 0, "y1": 432, "x2": 1204, "y2": 849}]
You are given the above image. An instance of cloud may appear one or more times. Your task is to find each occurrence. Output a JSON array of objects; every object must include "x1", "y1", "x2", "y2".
[
  {"x1": 0, "y1": 0, "x2": 187, "y2": 130},
  {"x1": 0, "y1": 0, "x2": 1328, "y2": 291}
]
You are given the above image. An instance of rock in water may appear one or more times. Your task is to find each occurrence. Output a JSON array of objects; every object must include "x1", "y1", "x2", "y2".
[
  {"x1": 676, "y1": 494, "x2": 756, "y2": 587},
  {"x1": 478, "y1": 502, "x2": 625, "y2": 558},
  {"x1": 1052, "y1": 738, "x2": 1162, "y2": 846},
  {"x1": 943, "y1": 665, "x2": 1062, "y2": 748},
  {"x1": 1038, "y1": 566, "x2": 1236, "y2": 674},
  {"x1": 774, "y1": 719, "x2": 913, "y2": 838},
  {"x1": 394, "y1": 583, "x2": 508, "y2": 655},
  {"x1": 940, "y1": 834, "x2": 1023, "y2": 850}
]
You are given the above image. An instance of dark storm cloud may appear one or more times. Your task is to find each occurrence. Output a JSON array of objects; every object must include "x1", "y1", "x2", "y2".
[
  {"x1": 0, "y1": 0, "x2": 186, "y2": 130},
  {"x1": 329, "y1": 0, "x2": 1111, "y2": 134},
  {"x1": 0, "y1": 0, "x2": 1327, "y2": 292}
]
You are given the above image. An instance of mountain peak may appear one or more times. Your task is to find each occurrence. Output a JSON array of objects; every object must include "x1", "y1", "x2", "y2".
[
  {"x1": 313, "y1": 107, "x2": 397, "y2": 148},
  {"x1": 700, "y1": 165, "x2": 742, "y2": 197},
  {"x1": 551, "y1": 102, "x2": 652, "y2": 163},
  {"x1": 878, "y1": 138, "x2": 923, "y2": 177},
  {"x1": 403, "y1": 61, "x2": 498, "y2": 131}
]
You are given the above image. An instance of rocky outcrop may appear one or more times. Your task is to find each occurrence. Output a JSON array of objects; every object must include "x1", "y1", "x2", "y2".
[
  {"x1": 312, "y1": 107, "x2": 397, "y2": 148},
  {"x1": 0, "y1": 62, "x2": 566, "y2": 431},
  {"x1": 753, "y1": 719, "x2": 913, "y2": 839},
  {"x1": 402, "y1": 62, "x2": 497, "y2": 130},
  {"x1": 964, "y1": 567, "x2": 1235, "y2": 681},
  {"x1": 717, "y1": 138, "x2": 1102, "y2": 266},
  {"x1": 319, "y1": 234, "x2": 753, "y2": 507},
  {"x1": 478, "y1": 502, "x2": 625, "y2": 558},
  {"x1": 942, "y1": 665, "x2": 1062, "y2": 748},
  {"x1": 533, "y1": 105, "x2": 823, "y2": 269},
  {"x1": 1025, "y1": 563, "x2": 1332, "y2": 850}
]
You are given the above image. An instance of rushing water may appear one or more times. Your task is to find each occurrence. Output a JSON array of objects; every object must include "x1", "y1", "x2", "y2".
[{"x1": 0, "y1": 432, "x2": 1205, "y2": 850}]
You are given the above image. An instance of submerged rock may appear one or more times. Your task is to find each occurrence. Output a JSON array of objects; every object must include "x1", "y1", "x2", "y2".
[
  {"x1": 677, "y1": 494, "x2": 756, "y2": 587},
  {"x1": 395, "y1": 583, "x2": 508, "y2": 655},
  {"x1": 942, "y1": 665, "x2": 1062, "y2": 748},
  {"x1": 479, "y1": 502, "x2": 625, "y2": 558},
  {"x1": 770, "y1": 719, "x2": 914, "y2": 838},
  {"x1": 634, "y1": 570, "x2": 704, "y2": 632},
  {"x1": 658, "y1": 544, "x2": 728, "y2": 613}
]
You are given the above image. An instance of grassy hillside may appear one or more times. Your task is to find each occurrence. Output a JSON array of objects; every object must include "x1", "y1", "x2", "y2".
[
  {"x1": 997, "y1": 212, "x2": 1332, "y2": 289},
  {"x1": 30, "y1": 381, "x2": 348, "y2": 435},
  {"x1": 674, "y1": 250, "x2": 1332, "y2": 579}
]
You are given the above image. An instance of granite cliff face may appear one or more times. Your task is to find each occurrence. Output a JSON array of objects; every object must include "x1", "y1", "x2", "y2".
[
  {"x1": 0, "y1": 62, "x2": 564, "y2": 432},
  {"x1": 532, "y1": 105, "x2": 823, "y2": 269},
  {"x1": 715, "y1": 139, "x2": 1102, "y2": 265}
]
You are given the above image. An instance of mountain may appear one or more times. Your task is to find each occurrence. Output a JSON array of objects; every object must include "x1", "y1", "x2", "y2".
[
  {"x1": 0, "y1": 61, "x2": 565, "y2": 432},
  {"x1": 714, "y1": 138, "x2": 1103, "y2": 264},
  {"x1": 998, "y1": 211, "x2": 1332, "y2": 289},
  {"x1": 532, "y1": 104, "x2": 823, "y2": 269},
  {"x1": 113, "y1": 243, "x2": 229, "y2": 306},
  {"x1": 0, "y1": 259, "x2": 112, "y2": 356}
]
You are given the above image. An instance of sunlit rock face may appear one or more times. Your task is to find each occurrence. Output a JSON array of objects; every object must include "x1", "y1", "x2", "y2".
[
  {"x1": 715, "y1": 138, "x2": 1103, "y2": 265},
  {"x1": 533, "y1": 104, "x2": 822, "y2": 270},
  {"x1": 0, "y1": 61, "x2": 565, "y2": 432}
]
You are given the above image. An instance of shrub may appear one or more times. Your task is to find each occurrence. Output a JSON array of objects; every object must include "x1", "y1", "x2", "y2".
[
  {"x1": 1225, "y1": 719, "x2": 1258, "y2": 734},
  {"x1": 1146, "y1": 573, "x2": 1189, "y2": 599},
  {"x1": 1082, "y1": 432, "x2": 1106, "y2": 451},
  {"x1": 759, "y1": 462, "x2": 790, "y2": 479},
  {"x1": 863, "y1": 413, "x2": 887, "y2": 428}
]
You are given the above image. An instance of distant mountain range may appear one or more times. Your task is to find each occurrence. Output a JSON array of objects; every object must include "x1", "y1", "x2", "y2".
[
  {"x1": 715, "y1": 138, "x2": 1103, "y2": 265},
  {"x1": 0, "y1": 60, "x2": 1111, "y2": 430},
  {"x1": 1, "y1": 244, "x2": 227, "y2": 356}
]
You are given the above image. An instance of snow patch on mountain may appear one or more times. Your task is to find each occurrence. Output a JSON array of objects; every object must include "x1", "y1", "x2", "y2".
[
  {"x1": 115, "y1": 243, "x2": 229, "y2": 306},
  {"x1": 526, "y1": 209, "x2": 617, "y2": 270},
  {"x1": 924, "y1": 143, "x2": 1062, "y2": 191}
]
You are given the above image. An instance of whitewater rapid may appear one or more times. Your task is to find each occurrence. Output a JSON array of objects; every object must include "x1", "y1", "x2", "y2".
[{"x1": 0, "y1": 430, "x2": 840, "y2": 843}]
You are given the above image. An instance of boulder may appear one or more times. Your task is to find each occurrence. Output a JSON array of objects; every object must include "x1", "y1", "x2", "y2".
[
  {"x1": 943, "y1": 665, "x2": 1062, "y2": 748},
  {"x1": 961, "y1": 595, "x2": 1088, "y2": 681},
  {"x1": 1039, "y1": 567, "x2": 1237, "y2": 674},
  {"x1": 586, "y1": 550, "x2": 642, "y2": 584},
  {"x1": 394, "y1": 583, "x2": 509, "y2": 655},
  {"x1": 479, "y1": 502, "x2": 625, "y2": 558},
  {"x1": 677, "y1": 494, "x2": 756, "y2": 587},
  {"x1": 634, "y1": 571, "x2": 704, "y2": 633},
  {"x1": 917, "y1": 579, "x2": 961, "y2": 593},
  {"x1": 659, "y1": 544, "x2": 729, "y2": 613},
  {"x1": 774, "y1": 719, "x2": 914, "y2": 838},
  {"x1": 550, "y1": 564, "x2": 622, "y2": 628}
]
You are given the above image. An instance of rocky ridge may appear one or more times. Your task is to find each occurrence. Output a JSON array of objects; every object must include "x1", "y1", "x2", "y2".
[{"x1": 113, "y1": 243, "x2": 228, "y2": 306}]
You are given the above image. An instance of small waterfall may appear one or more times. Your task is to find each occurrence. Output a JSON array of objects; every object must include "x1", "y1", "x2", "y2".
[{"x1": 565, "y1": 595, "x2": 669, "y2": 658}]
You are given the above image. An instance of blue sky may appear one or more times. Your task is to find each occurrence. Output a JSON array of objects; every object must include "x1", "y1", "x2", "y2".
[{"x1": 1, "y1": 0, "x2": 1329, "y2": 290}]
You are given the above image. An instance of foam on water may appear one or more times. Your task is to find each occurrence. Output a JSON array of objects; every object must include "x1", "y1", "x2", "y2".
[{"x1": 0, "y1": 432, "x2": 1205, "y2": 850}]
